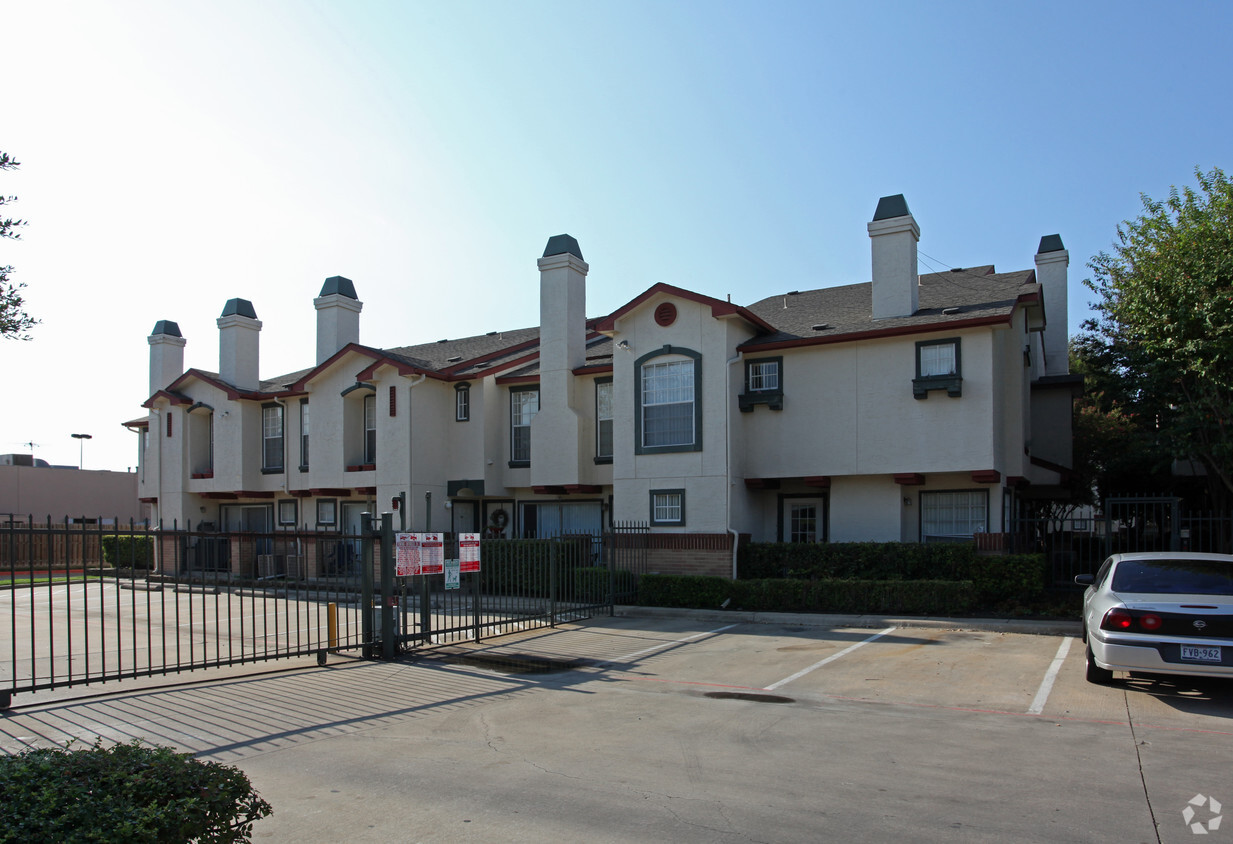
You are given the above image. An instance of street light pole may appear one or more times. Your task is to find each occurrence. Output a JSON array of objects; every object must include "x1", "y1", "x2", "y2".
[{"x1": 71, "y1": 433, "x2": 92, "y2": 469}]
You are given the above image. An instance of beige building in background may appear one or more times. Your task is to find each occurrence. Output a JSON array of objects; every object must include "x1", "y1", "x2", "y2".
[
  {"x1": 129, "y1": 195, "x2": 1079, "y2": 576},
  {"x1": 0, "y1": 457, "x2": 143, "y2": 524}
]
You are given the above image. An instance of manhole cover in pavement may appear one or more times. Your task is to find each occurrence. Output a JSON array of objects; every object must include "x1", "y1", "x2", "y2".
[
  {"x1": 439, "y1": 652, "x2": 589, "y2": 675},
  {"x1": 704, "y1": 692, "x2": 795, "y2": 704}
]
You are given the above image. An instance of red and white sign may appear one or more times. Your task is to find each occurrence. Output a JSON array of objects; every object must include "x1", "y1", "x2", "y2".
[
  {"x1": 419, "y1": 533, "x2": 445, "y2": 575},
  {"x1": 459, "y1": 533, "x2": 481, "y2": 573},
  {"x1": 395, "y1": 533, "x2": 421, "y2": 576}
]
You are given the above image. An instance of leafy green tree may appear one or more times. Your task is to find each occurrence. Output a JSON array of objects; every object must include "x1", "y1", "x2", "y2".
[
  {"x1": 1, "y1": 150, "x2": 37, "y2": 340},
  {"x1": 1082, "y1": 166, "x2": 1233, "y2": 507},
  {"x1": 1069, "y1": 336, "x2": 1174, "y2": 501}
]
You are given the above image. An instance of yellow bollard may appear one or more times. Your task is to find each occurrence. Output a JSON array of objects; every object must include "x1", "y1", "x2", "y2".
[{"x1": 327, "y1": 602, "x2": 338, "y2": 650}]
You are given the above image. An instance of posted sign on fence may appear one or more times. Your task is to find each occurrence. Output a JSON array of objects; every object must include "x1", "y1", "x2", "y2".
[
  {"x1": 395, "y1": 533, "x2": 445, "y2": 576},
  {"x1": 459, "y1": 532, "x2": 481, "y2": 573}
]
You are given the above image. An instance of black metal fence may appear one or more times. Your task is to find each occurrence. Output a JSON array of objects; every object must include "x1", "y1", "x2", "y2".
[
  {"x1": 1010, "y1": 497, "x2": 1233, "y2": 588},
  {"x1": 2, "y1": 516, "x2": 650, "y2": 708}
]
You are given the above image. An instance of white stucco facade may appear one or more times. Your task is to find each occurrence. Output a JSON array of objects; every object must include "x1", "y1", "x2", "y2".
[{"x1": 130, "y1": 196, "x2": 1077, "y2": 562}]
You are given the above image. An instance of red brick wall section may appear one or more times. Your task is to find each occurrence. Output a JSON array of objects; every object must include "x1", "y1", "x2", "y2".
[{"x1": 645, "y1": 533, "x2": 735, "y2": 578}]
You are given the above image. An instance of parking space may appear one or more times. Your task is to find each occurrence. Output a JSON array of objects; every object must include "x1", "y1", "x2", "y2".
[{"x1": 4, "y1": 612, "x2": 1233, "y2": 842}]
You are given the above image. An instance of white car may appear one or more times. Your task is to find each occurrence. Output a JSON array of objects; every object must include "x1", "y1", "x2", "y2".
[{"x1": 1076, "y1": 552, "x2": 1233, "y2": 684}]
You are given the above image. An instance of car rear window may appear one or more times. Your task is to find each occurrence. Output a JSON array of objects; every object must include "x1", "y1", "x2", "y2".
[{"x1": 1111, "y1": 560, "x2": 1233, "y2": 595}]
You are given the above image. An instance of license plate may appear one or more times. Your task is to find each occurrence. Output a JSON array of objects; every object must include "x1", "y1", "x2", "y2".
[{"x1": 1181, "y1": 645, "x2": 1222, "y2": 663}]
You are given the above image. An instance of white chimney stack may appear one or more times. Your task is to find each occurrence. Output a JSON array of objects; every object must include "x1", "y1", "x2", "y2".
[
  {"x1": 148, "y1": 320, "x2": 186, "y2": 396},
  {"x1": 531, "y1": 234, "x2": 588, "y2": 486},
  {"x1": 217, "y1": 298, "x2": 262, "y2": 391},
  {"x1": 867, "y1": 194, "x2": 920, "y2": 319},
  {"x1": 314, "y1": 275, "x2": 362, "y2": 365},
  {"x1": 1035, "y1": 235, "x2": 1070, "y2": 376}
]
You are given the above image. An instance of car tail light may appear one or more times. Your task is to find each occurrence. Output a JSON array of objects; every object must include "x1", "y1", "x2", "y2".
[
  {"x1": 1138, "y1": 613, "x2": 1163, "y2": 631},
  {"x1": 1100, "y1": 608, "x2": 1164, "y2": 633}
]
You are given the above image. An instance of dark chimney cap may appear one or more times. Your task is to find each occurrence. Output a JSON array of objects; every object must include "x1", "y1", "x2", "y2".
[
  {"x1": 1037, "y1": 234, "x2": 1066, "y2": 254},
  {"x1": 319, "y1": 275, "x2": 358, "y2": 298},
  {"x1": 542, "y1": 234, "x2": 584, "y2": 261},
  {"x1": 220, "y1": 298, "x2": 258, "y2": 319},
  {"x1": 872, "y1": 194, "x2": 912, "y2": 222},
  {"x1": 151, "y1": 320, "x2": 182, "y2": 338}
]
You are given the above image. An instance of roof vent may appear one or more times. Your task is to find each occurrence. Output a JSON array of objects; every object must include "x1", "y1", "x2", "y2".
[
  {"x1": 446, "y1": 355, "x2": 463, "y2": 363},
  {"x1": 949, "y1": 267, "x2": 964, "y2": 273},
  {"x1": 474, "y1": 362, "x2": 491, "y2": 369},
  {"x1": 811, "y1": 323, "x2": 830, "y2": 331},
  {"x1": 942, "y1": 307, "x2": 961, "y2": 315},
  {"x1": 486, "y1": 331, "x2": 497, "y2": 336},
  {"x1": 437, "y1": 339, "x2": 449, "y2": 343},
  {"x1": 787, "y1": 290, "x2": 801, "y2": 296}
]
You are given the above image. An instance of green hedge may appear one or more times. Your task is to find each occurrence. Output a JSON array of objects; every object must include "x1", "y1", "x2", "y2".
[
  {"x1": 737, "y1": 542, "x2": 1047, "y2": 606},
  {"x1": 739, "y1": 541, "x2": 978, "y2": 581},
  {"x1": 0, "y1": 740, "x2": 271, "y2": 843},
  {"x1": 100, "y1": 535, "x2": 154, "y2": 569},
  {"x1": 571, "y1": 566, "x2": 638, "y2": 603},
  {"x1": 479, "y1": 539, "x2": 608, "y2": 599},
  {"x1": 639, "y1": 574, "x2": 978, "y2": 616}
]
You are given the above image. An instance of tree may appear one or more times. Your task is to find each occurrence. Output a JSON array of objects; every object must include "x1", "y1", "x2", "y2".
[
  {"x1": 1082, "y1": 166, "x2": 1233, "y2": 508},
  {"x1": 1, "y1": 150, "x2": 37, "y2": 340}
]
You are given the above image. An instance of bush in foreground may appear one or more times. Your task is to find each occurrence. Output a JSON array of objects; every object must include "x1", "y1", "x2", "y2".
[{"x1": 0, "y1": 740, "x2": 271, "y2": 843}]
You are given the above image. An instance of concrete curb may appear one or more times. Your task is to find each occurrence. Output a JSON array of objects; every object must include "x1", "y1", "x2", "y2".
[{"x1": 613, "y1": 605, "x2": 1082, "y2": 637}]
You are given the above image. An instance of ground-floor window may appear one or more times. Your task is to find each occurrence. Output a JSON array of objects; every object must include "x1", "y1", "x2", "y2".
[
  {"x1": 779, "y1": 495, "x2": 827, "y2": 542},
  {"x1": 921, "y1": 490, "x2": 988, "y2": 540},
  {"x1": 519, "y1": 501, "x2": 603, "y2": 538}
]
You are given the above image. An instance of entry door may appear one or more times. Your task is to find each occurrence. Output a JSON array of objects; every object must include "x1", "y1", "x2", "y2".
[
  {"x1": 452, "y1": 500, "x2": 479, "y2": 534},
  {"x1": 782, "y1": 497, "x2": 826, "y2": 543},
  {"x1": 341, "y1": 502, "x2": 369, "y2": 569}
]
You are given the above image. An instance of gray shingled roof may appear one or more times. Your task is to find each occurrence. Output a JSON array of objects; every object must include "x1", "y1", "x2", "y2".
[
  {"x1": 238, "y1": 265, "x2": 1035, "y2": 394},
  {"x1": 741, "y1": 266, "x2": 1038, "y2": 348}
]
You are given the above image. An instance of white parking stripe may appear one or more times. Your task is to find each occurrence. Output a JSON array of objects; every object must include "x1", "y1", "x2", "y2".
[
  {"x1": 1026, "y1": 636, "x2": 1073, "y2": 715},
  {"x1": 612, "y1": 624, "x2": 738, "y2": 662},
  {"x1": 764, "y1": 626, "x2": 896, "y2": 691}
]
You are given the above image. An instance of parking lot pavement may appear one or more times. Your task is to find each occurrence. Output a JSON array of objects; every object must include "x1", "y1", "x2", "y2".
[{"x1": 3, "y1": 613, "x2": 1232, "y2": 842}]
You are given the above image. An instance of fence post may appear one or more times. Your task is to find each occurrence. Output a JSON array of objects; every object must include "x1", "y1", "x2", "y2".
[
  {"x1": 360, "y1": 512, "x2": 374, "y2": 655},
  {"x1": 380, "y1": 512, "x2": 395, "y2": 661},
  {"x1": 549, "y1": 539, "x2": 558, "y2": 627}
]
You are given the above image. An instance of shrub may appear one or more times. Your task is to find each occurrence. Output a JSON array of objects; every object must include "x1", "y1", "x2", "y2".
[
  {"x1": 0, "y1": 740, "x2": 271, "y2": 843},
  {"x1": 100, "y1": 535, "x2": 154, "y2": 570},
  {"x1": 963, "y1": 553, "x2": 1048, "y2": 604},
  {"x1": 739, "y1": 541, "x2": 978, "y2": 581},
  {"x1": 569, "y1": 566, "x2": 638, "y2": 602},
  {"x1": 639, "y1": 573, "x2": 977, "y2": 616}
]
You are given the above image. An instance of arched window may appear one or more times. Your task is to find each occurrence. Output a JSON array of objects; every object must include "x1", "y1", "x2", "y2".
[{"x1": 634, "y1": 346, "x2": 702, "y2": 454}]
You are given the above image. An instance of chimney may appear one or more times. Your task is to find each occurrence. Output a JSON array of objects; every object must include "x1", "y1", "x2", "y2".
[
  {"x1": 1035, "y1": 235, "x2": 1069, "y2": 376},
  {"x1": 148, "y1": 320, "x2": 186, "y2": 396},
  {"x1": 217, "y1": 298, "x2": 262, "y2": 391},
  {"x1": 867, "y1": 194, "x2": 920, "y2": 319},
  {"x1": 531, "y1": 234, "x2": 588, "y2": 486},
  {"x1": 314, "y1": 275, "x2": 362, "y2": 365}
]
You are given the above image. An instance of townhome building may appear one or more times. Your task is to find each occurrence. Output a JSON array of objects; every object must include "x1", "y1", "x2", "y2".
[{"x1": 127, "y1": 195, "x2": 1078, "y2": 576}]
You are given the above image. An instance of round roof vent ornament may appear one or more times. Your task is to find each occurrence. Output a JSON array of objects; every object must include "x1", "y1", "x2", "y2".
[{"x1": 655, "y1": 302, "x2": 677, "y2": 327}]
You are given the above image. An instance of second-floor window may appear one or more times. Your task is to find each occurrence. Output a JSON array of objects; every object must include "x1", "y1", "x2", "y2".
[
  {"x1": 299, "y1": 400, "x2": 309, "y2": 470},
  {"x1": 456, "y1": 383, "x2": 470, "y2": 422},
  {"x1": 740, "y1": 356, "x2": 784, "y2": 411},
  {"x1": 595, "y1": 379, "x2": 613, "y2": 462},
  {"x1": 363, "y1": 394, "x2": 377, "y2": 464},
  {"x1": 914, "y1": 338, "x2": 962, "y2": 398},
  {"x1": 510, "y1": 387, "x2": 538, "y2": 466},
  {"x1": 636, "y1": 348, "x2": 702, "y2": 454},
  {"x1": 262, "y1": 404, "x2": 284, "y2": 472}
]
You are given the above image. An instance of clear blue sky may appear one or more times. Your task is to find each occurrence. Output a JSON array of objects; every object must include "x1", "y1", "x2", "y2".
[{"x1": 4, "y1": 0, "x2": 1231, "y2": 473}]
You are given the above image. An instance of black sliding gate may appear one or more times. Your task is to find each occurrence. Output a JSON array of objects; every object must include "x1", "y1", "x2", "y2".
[{"x1": 2, "y1": 515, "x2": 648, "y2": 709}]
